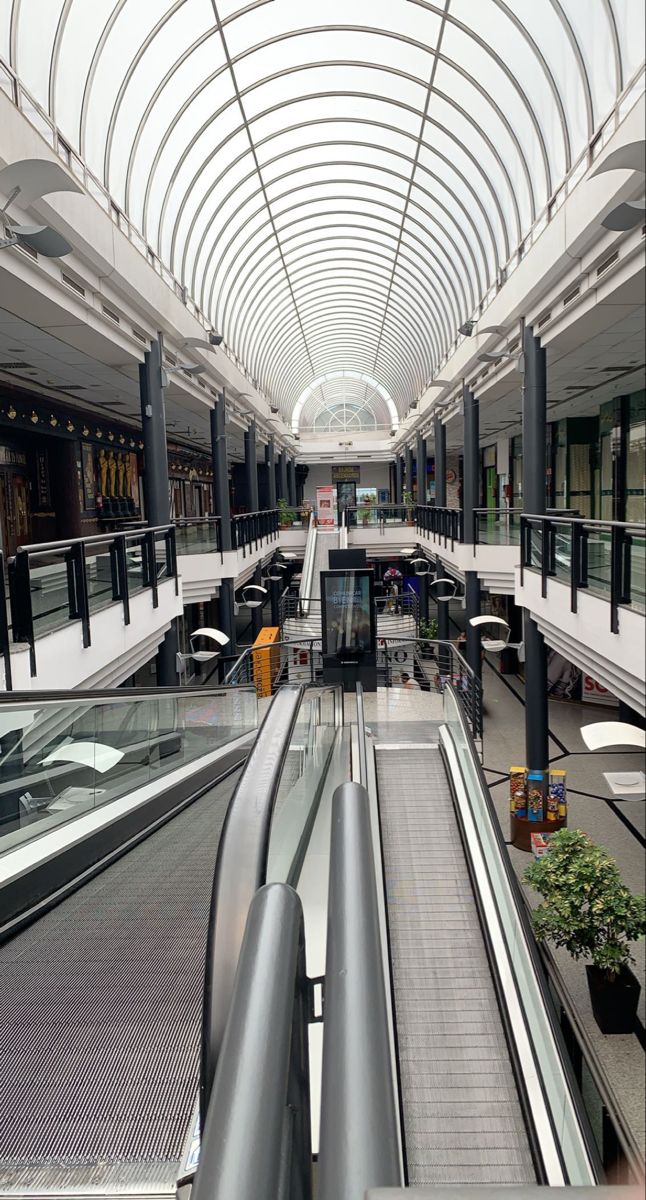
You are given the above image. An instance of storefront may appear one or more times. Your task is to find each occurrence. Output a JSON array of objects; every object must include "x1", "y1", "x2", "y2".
[
  {"x1": 168, "y1": 449, "x2": 214, "y2": 518},
  {"x1": 0, "y1": 389, "x2": 144, "y2": 555}
]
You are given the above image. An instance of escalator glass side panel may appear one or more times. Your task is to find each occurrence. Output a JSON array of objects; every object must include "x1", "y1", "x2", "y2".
[{"x1": 0, "y1": 688, "x2": 257, "y2": 857}]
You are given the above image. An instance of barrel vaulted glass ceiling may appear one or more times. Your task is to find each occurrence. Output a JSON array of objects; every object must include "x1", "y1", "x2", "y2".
[{"x1": 2, "y1": 1, "x2": 643, "y2": 430}]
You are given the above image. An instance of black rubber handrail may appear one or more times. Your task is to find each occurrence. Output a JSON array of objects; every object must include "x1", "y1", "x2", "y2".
[{"x1": 200, "y1": 681, "x2": 308, "y2": 1123}]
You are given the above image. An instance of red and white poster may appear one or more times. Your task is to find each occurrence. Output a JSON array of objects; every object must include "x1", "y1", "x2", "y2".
[
  {"x1": 316, "y1": 485, "x2": 336, "y2": 527},
  {"x1": 581, "y1": 674, "x2": 619, "y2": 707}
]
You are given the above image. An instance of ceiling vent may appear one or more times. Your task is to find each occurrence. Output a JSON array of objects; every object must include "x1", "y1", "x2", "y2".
[
  {"x1": 101, "y1": 302, "x2": 120, "y2": 324},
  {"x1": 537, "y1": 310, "x2": 552, "y2": 328},
  {"x1": 54, "y1": 384, "x2": 86, "y2": 391},
  {"x1": 563, "y1": 285, "x2": 580, "y2": 307},
  {"x1": 132, "y1": 327, "x2": 148, "y2": 345},
  {"x1": 0, "y1": 361, "x2": 29, "y2": 369},
  {"x1": 61, "y1": 271, "x2": 86, "y2": 297},
  {"x1": 596, "y1": 251, "x2": 619, "y2": 278}
]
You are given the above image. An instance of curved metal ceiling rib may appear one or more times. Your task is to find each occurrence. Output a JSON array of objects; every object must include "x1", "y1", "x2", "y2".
[{"x1": 3, "y1": 0, "x2": 639, "y2": 428}]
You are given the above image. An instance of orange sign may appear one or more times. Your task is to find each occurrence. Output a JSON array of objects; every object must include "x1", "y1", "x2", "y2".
[{"x1": 252, "y1": 626, "x2": 280, "y2": 697}]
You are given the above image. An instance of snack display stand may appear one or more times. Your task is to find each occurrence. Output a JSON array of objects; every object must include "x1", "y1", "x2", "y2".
[{"x1": 510, "y1": 766, "x2": 567, "y2": 852}]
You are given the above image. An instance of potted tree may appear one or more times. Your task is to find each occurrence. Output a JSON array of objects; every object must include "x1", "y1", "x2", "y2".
[
  {"x1": 403, "y1": 489, "x2": 415, "y2": 526},
  {"x1": 419, "y1": 617, "x2": 438, "y2": 657},
  {"x1": 277, "y1": 498, "x2": 293, "y2": 529},
  {"x1": 524, "y1": 829, "x2": 645, "y2": 1034}
]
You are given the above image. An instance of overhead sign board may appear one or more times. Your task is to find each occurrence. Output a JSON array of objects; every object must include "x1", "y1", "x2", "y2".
[{"x1": 331, "y1": 464, "x2": 360, "y2": 482}]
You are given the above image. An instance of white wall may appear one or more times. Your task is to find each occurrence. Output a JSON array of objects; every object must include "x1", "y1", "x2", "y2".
[{"x1": 303, "y1": 462, "x2": 391, "y2": 502}]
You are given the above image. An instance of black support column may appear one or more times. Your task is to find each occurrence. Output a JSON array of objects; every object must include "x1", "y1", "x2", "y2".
[
  {"x1": 405, "y1": 445, "x2": 413, "y2": 499},
  {"x1": 218, "y1": 578, "x2": 236, "y2": 658},
  {"x1": 395, "y1": 456, "x2": 403, "y2": 505},
  {"x1": 211, "y1": 395, "x2": 232, "y2": 551},
  {"x1": 251, "y1": 562, "x2": 263, "y2": 641},
  {"x1": 265, "y1": 439, "x2": 277, "y2": 509},
  {"x1": 139, "y1": 336, "x2": 177, "y2": 685},
  {"x1": 288, "y1": 457, "x2": 297, "y2": 508},
  {"x1": 279, "y1": 451, "x2": 288, "y2": 503},
  {"x1": 416, "y1": 433, "x2": 427, "y2": 504},
  {"x1": 434, "y1": 416, "x2": 446, "y2": 507},
  {"x1": 523, "y1": 323, "x2": 549, "y2": 776},
  {"x1": 244, "y1": 419, "x2": 259, "y2": 513},
  {"x1": 463, "y1": 383, "x2": 481, "y2": 677}
]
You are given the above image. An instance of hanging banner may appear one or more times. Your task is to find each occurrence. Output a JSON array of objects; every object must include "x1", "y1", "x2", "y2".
[
  {"x1": 581, "y1": 675, "x2": 619, "y2": 707},
  {"x1": 316, "y1": 485, "x2": 336, "y2": 527}
]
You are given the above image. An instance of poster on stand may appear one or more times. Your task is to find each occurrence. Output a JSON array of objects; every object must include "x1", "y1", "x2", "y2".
[
  {"x1": 581, "y1": 675, "x2": 619, "y2": 707},
  {"x1": 316, "y1": 485, "x2": 336, "y2": 527}
]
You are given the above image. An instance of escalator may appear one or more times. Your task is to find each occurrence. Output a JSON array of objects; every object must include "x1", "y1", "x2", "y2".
[
  {"x1": 0, "y1": 679, "x2": 343, "y2": 1198},
  {"x1": 0, "y1": 767, "x2": 242, "y2": 1196},
  {"x1": 376, "y1": 743, "x2": 535, "y2": 1185}
]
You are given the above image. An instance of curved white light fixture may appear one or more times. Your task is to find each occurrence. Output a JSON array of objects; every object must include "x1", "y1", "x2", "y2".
[
  {"x1": 601, "y1": 201, "x2": 646, "y2": 232},
  {"x1": 410, "y1": 556, "x2": 433, "y2": 577},
  {"x1": 279, "y1": 551, "x2": 298, "y2": 561},
  {"x1": 580, "y1": 722, "x2": 646, "y2": 751},
  {"x1": 468, "y1": 614, "x2": 511, "y2": 652},
  {"x1": 241, "y1": 584, "x2": 268, "y2": 609},
  {"x1": 400, "y1": 547, "x2": 416, "y2": 557},
  {"x1": 264, "y1": 562, "x2": 286, "y2": 582},
  {"x1": 590, "y1": 140, "x2": 646, "y2": 177},
  {"x1": 0, "y1": 158, "x2": 83, "y2": 258},
  {"x1": 0, "y1": 708, "x2": 38, "y2": 738},
  {"x1": 430, "y1": 577, "x2": 461, "y2": 602}
]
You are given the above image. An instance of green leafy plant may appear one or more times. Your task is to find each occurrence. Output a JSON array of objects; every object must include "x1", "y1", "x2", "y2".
[
  {"x1": 277, "y1": 497, "x2": 295, "y2": 525},
  {"x1": 402, "y1": 489, "x2": 415, "y2": 522},
  {"x1": 419, "y1": 617, "x2": 438, "y2": 641},
  {"x1": 524, "y1": 828, "x2": 646, "y2": 979}
]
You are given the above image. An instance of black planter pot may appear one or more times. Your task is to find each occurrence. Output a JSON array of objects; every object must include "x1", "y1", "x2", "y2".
[{"x1": 586, "y1": 964, "x2": 641, "y2": 1034}]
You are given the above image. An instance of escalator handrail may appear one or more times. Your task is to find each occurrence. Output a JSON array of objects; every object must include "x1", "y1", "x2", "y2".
[
  {"x1": 355, "y1": 681, "x2": 368, "y2": 789},
  {"x1": 442, "y1": 684, "x2": 603, "y2": 1183},
  {"x1": 200, "y1": 681, "x2": 308, "y2": 1122},
  {"x1": 0, "y1": 683, "x2": 255, "y2": 703},
  {"x1": 299, "y1": 512, "x2": 317, "y2": 617}
]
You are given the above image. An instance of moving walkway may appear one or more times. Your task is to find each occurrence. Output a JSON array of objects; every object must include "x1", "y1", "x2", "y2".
[{"x1": 0, "y1": 667, "x2": 640, "y2": 1197}]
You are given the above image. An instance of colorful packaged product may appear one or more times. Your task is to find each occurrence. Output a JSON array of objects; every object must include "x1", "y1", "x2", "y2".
[
  {"x1": 549, "y1": 769, "x2": 567, "y2": 821},
  {"x1": 527, "y1": 771, "x2": 545, "y2": 822},
  {"x1": 531, "y1": 832, "x2": 553, "y2": 859},
  {"x1": 510, "y1": 766, "x2": 527, "y2": 818}
]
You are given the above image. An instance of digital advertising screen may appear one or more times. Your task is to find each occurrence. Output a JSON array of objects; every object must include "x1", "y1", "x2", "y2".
[{"x1": 321, "y1": 569, "x2": 375, "y2": 658}]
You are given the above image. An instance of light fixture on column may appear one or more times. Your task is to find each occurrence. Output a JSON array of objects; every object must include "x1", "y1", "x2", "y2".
[
  {"x1": 175, "y1": 627, "x2": 230, "y2": 684},
  {"x1": 208, "y1": 331, "x2": 224, "y2": 346},
  {"x1": 478, "y1": 349, "x2": 525, "y2": 372},
  {"x1": 264, "y1": 560, "x2": 286, "y2": 582},
  {"x1": 468, "y1": 615, "x2": 523, "y2": 654},
  {"x1": 238, "y1": 584, "x2": 268, "y2": 610},
  {"x1": 161, "y1": 363, "x2": 206, "y2": 386},
  {"x1": 0, "y1": 157, "x2": 83, "y2": 257},
  {"x1": 410, "y1": 556, "x2": 433, "y2": 577},
  {"x1": 430, "y1": 577, "x2": 461, "y2": 602},
  {"x1": 459, "y1": 321, "x2": 476, "y2": 336}
]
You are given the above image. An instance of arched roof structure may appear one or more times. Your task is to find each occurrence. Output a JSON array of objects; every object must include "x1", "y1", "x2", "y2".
[{"x1": 3, "y1": 1, "x2": 642, "y2": 428}]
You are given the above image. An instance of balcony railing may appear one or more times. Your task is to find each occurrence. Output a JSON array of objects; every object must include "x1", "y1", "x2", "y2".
[
  {"x1": 6, "y1": 526, "x2": 178, "y2": 679},
  {"x1": 342, "y1": 503, "x2": 414, "y2": 528},
  {"x1": 174, "y1": 517, "x2": 223, "y2": 559},
  {"x1": 231, "y1": 509, "x2": 279, "y2": 555},
  {"x1": 474, "y1": 508, "x2": 523, "y2": 546},
  {"x1": 520, "y1": 513, "x2": 646, "y2": 632},
  {"x1": 416, "y1": 504, "x2": 463, "y2": 547}
]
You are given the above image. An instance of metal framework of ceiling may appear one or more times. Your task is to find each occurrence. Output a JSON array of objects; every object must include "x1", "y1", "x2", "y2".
[{"x1": 2, "y1": 0, "x2": 642, "y2": 429}]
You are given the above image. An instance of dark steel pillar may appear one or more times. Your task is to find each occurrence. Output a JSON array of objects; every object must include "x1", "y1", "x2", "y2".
[
  {"x1": 463, "y1": 383, "x2": 479, "y2": 543},
  {"x1": 435, "y1": 556, "x2": 450, "y2": 674},
  {"x1": 288, "y1": 457, "x2": 297, "y2": 508},
  {"x1": 405, "y1": 445, "x2": 413, "y2": 498},
  {"x1": 265, "y1": 440, "x2": 277, "y2": 509},
  {"x1": 244, "y1": 420, "x2": 259, "y2": 513},
  {"x1": 416, "y1": 433, "x2": 427, "y2": 504},
  {"x1": 465, "y1": 572, "x2": 481, "y2": 680},
  {"x1": 395, "y1": 456, "x2": 403, "y2": 505},
  {"x1": 419, "y1": 573, "x2": 429, "y2": 625},
  {"x1": 140, "y1": 337, "x2": 170, "y2": 527},
  {"x1": 140, "y1": 336, "x2": 177, "y2": 684},
  {"x1": 219, "y1": 578, "x2": 237, "y2": 657},
  {"x1": 523, "y1": 323, "x2": 549, "y2": 775},
  {"x1": 434, "y1": 416, "x2": 446, "y2": 507},
  {"x1": 251, "y1": 563, "x2": 264, "y2": 641},
  {"x1": 270, "y1": 578, "x2": 281, "y2": 627},
  {"x1": 210, "y1": 397, "x2": 232, "y2": 552},
  {"x1": 279, "y1": 451, "x2": 288, "y2": 503}
]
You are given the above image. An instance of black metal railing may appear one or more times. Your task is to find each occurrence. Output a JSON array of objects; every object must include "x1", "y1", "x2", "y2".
[
  {"x1": 342, "y1": 503, "x2": 414, "y2": 528},
  {"x1": 416, "y1": 503, "x2": 464, "y2": 547},
  {"x1": 474, "y1": 507, "x2": 523, "y2": 547},
  {"x1": 280, "y1": 590, "x2": 419, "y2": 637},
  {"x1": 231, "y1": 508, "x2": 279, "y2": 556},
  {"x1": 520, "y1": 513, "x2": 646, "y2": 633},
  {"x1": 6, "y1": 525, "x2": 177, "y2": 679},
  {"x1": 173, "y1": 516, "x2": 222, "y2": 559}
]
